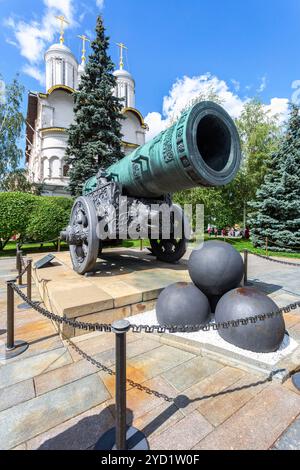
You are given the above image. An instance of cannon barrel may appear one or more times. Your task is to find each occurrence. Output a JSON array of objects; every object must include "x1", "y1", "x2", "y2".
[{"x1": 84, "y1": 101, "x2": 241, "y2": 198}]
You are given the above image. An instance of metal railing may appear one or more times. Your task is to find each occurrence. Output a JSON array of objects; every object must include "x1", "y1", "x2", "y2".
[{"x1": 1, "y1": 249, "x2": 300, "y2": 449}]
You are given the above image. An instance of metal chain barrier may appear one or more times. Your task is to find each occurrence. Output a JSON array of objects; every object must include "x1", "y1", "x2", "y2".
[
  {"x1": 64, "y1": 334, "x2": 174, "y2": 403},
  {"x1": 3, "y1": 250, "x2": 300, "y2": 450},
  {"x1": 248, "y1": 250, "x2": 300, "y2": 267},
  {"x1": 10, "y1": 282, "x2": 300, "y2": 335}
]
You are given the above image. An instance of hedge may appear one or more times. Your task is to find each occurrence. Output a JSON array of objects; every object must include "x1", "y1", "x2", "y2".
[{"x1": 0, "y1": 192, "x2": 73, "y2": 250}]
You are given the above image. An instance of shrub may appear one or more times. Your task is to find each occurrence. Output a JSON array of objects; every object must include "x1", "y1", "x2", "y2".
[
  {"x1": 0, "y1": 192, "x2": 38, "y2": 249},
  {"x1": 25, "y1": 197, "x2": 71, "y2": 243}
]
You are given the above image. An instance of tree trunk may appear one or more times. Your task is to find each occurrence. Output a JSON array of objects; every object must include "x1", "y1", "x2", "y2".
[{"x1": 243, "y1": 201, "x2": 247, "y2": 230}]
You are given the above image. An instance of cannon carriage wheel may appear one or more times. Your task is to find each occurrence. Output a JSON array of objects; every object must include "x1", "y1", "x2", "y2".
[
  {"x1": 150, "y1": 204, "x2": 189, "y2": 263},
  {"x1": 69, "y1": 196, "x2": 100, "y2": 275},
  {"x1": 150, "y1": 238, "x2": 187, "y2": 263}
]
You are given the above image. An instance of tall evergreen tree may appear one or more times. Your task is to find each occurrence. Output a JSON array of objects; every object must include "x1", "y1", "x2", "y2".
[
  {"x1": 250, "y1": 104, "x2": 300, "y2": 252},
  {"x1": 66, "y1": 16, "x2": 124, "y2": 196}
]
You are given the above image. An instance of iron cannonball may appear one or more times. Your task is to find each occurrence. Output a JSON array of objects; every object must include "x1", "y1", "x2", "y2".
[
  {"x1": 156, "y1": 282, "x2": 211, "y2": 329},
  {"x1": 215, "y1": 287, "x2": 285, "y2": 353},
  {"x1": 188, "y1": 241, "x2": 244, "y2": 296},
  {"x1": 208, "y1": 294, "x2": 223, "y2": 314}
]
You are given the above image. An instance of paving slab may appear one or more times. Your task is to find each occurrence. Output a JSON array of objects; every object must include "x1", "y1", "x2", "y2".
[
  {"x1": 26, "y1": 402, "x2": 114, "y2": 450},
  {"x1": 128, "y1": 345, "x2": 196, "y2": 381},
  {"x1": 196, "y1": 374, "x2": 270, "y2": 427},
  {"x1": 133, "y1": 402, "x2": 185, "y2": 440},
  {"x1": 193, "y1": 385, "x2": 300, "y2": 450},
  {"x1": 34, "y1": 359, "x2": 99, "y2": 396},
  {"x1": 0, "y1": 348, "x2": 73, "y2": 388},
  {"x1": 0, "y1": 374, "x2": 110, "y2": 450},
  {"x1": 162, "y1": 356, "x2": 224, "y2": 392},
  {"x1": 177, "y1": 366, "x2": 246, "y2": 416},
  {"x1": 0, "y1": 379, "x2": 35, "y2": 412},
  {"x1": 122, "y1": 376, "x2": 177, "y2": 419},
  {"x1": 272, "y1": 416, "x2": 300, "y2": 450},
  {"x1": 149, "y1": 411, "x2": 213, "y2": 450}
]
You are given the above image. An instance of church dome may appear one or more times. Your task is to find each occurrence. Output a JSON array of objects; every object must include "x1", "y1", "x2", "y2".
[
  {"x1": 45, "y1": 42, "x2": 78, "y2": 92},
  {"x1": 46, "y1": 43, "x2": 72, "y2": 53},
  {"x1": 113, "y1": 68, "x2": 134, "y2": 81}
]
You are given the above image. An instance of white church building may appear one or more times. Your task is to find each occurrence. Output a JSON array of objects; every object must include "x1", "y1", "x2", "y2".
[{"x1": 26, "y1": 28, "x2": 148, "y2": 197}]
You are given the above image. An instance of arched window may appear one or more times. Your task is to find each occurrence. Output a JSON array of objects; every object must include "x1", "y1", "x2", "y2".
[
  {"x1": 50, "y1": 157, "x2": 60, "y2": 178},
  {"x1": 42, "y1": 158, "x2": 50, "y2": 179},
  {"x1": 62, "y1": 163, "x2": 69, "y2": 177}
]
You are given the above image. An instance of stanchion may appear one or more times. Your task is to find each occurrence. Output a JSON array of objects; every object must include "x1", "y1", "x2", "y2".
[
  {"x1": 18, "y1": 250, "x2": 23, "y2": 286},
  {"x1": 95, "y1": 320, "x2": 149, "y2": 451},
  {"x1": 18, "y1": 260, "x2": 33, "y2": 310},
  {"x1": 16, "y1": 244, "x2": 21, "y2": 270},
  {"x1": 0, "y1": 282, "x2": 29, "y2": 360},
  {"x1": 57, "y1": 238, "x2": 61, "y2": 253},
  {"x1": 243, "y1": 250, "x2": 248, "y2": 286}
]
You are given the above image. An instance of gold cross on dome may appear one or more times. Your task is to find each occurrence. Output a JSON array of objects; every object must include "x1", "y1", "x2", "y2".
[
  {"x1": 78, "y1": 34, "x2": 91, "y2": 62},
  {"x1": 55, "y1": 15, "x2": 69, "y2": 45},
  {"x1": 116, "y1": 42, "x2": 127, "y2": 70}
]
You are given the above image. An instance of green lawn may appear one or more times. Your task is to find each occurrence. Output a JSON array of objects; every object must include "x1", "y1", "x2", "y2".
[
  {"x1": 0, "y1": 241, "x2": 69, "y2": 258},
  {"x1": 1, "y1": 237, "x2": 299, "y2": 259},
  {"x1": 204, "y1": 236, "x2": 300, "y2": 259}
]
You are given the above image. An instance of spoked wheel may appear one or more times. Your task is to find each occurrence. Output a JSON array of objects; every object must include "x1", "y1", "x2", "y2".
[
  {"x1": 150, "y1": 238, "x2": 187, "y2": 263},
  {"x1": 68, "y1": 197, "x2": 99, "y2": 275},
  {"x1": 150, "y1": 204, "x2": 189, "y2": 263}
]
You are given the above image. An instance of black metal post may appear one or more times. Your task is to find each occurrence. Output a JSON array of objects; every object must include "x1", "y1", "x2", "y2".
[
  {"x1": 27, "y1": 260, "x2": 32, "y2": 302},
  {"x1": 114, "y1": 320, "x2": 130, "y2": 450},
  {"x1": 243, "y1": 250, "x2": 248, "y2": 286},
  {"x1": 18, "y1": 250, "x2": 23, "y2": 286},
  {"x1": 16, "y1": 245, "x2": 20, "y2": 270},
  {"x1": 6, "y1": 282, "x2": 14, "y2": 351},
  {"x1": 0, "y1": 282, "x2": 29, "y2": 360},
  {"x1": 95, "y1": 320, "x2": 149, "y2": 450}
]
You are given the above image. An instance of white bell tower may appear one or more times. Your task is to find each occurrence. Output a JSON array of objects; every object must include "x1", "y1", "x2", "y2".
[
  {"x1": 44, "y1": 16, "x2": 78, "y2": 92},
  {"x1": 113, "y1": 43, "x2": 135, "y2": 109}
]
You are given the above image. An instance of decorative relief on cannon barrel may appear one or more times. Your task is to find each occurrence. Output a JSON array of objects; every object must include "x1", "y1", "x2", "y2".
[
  {"x1": 163, "y1": 126, "x2": 175, "y2": 164},
  {"x1": 132, "y1": 155, "x2": 150, "y2": 181}
]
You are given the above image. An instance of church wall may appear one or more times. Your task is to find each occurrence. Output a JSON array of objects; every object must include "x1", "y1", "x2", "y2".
[
  {"x1": 115, "y1": 78, "x2": 135, "y2": 108},
  {"x1": 45, "y1": 49, "x2": 78, "y2": 91},
  {"x1": 121, "y1": 113, "x2": 146, "y2": 147},
  {"x1": 40, "y1": 132, "x2": 69, "y2": 185},
  {"x1": 45, "y1": 91, "x2": 74, "y2": 129}
]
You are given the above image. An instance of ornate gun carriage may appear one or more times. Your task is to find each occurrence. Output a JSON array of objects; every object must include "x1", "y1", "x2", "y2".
[{"x1": 61, "y1": 101, "x2": 241, "y2": 274}]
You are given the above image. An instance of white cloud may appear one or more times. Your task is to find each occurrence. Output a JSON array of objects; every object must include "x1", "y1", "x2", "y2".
[
  {"x1": 96, "y1": 0, "x2": 105, "y2": 8},
  {"x1": 265, "y1": 97, "x2": 289, "y2": 125},
  {"x1": 145, "y1": 73, "x2": 246, "y2": 141},
  {"x1": 144, "y1": 112, "x2": 167, "y2": 141},
  {"x1": 5, "y1": 0, "x2": 76, "y2": 83},
  {"x1": 257, "y1": 75, "x2": 267, "y2": 93},
  {"x1": 22, "y1": 65, "x2": 45, "y2": 87},
  {"x1": 145, "y1": 73, "x2": 290, "y2": 141}
]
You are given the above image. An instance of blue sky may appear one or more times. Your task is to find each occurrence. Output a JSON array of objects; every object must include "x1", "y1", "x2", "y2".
[{"x1": 1, "y1": 0, "x2": 300, "y2": 141}]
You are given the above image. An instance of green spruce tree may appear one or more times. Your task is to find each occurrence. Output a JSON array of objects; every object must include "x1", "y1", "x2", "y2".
[
  {"x1": 250, "y1": 104, "x2": 300, "y2": 252},
  {"x1": 66, "y1": 16, "x2": 124, "y2": 196}
]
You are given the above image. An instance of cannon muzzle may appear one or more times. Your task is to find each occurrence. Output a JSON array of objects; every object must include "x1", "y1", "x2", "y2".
[{"x1": 84, "y1": 101, "x2": 241, "y2": 198}]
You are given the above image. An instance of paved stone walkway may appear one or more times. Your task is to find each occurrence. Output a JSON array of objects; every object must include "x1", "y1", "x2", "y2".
[{"x1": 0, "y1": 252, "x2": 299, "y2": 450}]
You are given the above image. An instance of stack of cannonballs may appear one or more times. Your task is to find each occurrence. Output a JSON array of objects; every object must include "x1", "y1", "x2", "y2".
[{"x1": 156, "y1": 241, "x2": 285, "y2": 353}]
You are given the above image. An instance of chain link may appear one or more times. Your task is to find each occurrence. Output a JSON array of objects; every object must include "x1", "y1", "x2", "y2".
[
  {"x1": 63, "y1": 334, "x2": 174, "y2": 402},
  {"x1": 11, "y1": 281, "x2": 300, "y2": 335},
  {"x1": 10, "y1": 275, "x2": 300, "y2": 402},
  {"x1": 248, "y1": 251, "x2": 300, "y2": 267}
]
